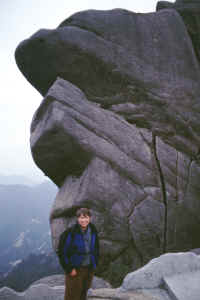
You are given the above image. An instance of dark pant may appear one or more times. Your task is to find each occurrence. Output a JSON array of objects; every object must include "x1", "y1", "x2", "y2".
[{"x1": 64, "y1": 267, "x2": 94, "y2": 300}]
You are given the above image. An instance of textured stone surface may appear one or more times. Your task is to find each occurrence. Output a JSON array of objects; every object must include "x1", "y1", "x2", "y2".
[
  {"x1": 164, "y1": 270, "x2": 200, "y2": 300},
  {"x1": 88, "y1": 288, "x2": 164, "y2": 300},
  {"x1": 15, "y1": 8, "x2": 200, "y2": 106},
  {"x1": 15, "y1": 5, "x2": 200, "y2": 286},
  {"x1": 0, "y1": 284, "x2": 64, "y2": 300},
  {"x1": 31, "y1": 274, "x2": 112, "y2": 289},
  {"x1": 157, "y1": 0, "x2": 200, "y2": 61},
  {"x1": 30, "y1": 78, "x2": 200, "y2": 285},
  {"x1": 15, "y1": 7, "x2": 200, "y2": 160},
  {"x1": 120, "y1": 252, "x2": 200, "y2": 291},
  {"x1": 0, "y1": 285, "x2": 166, "y2": 300}
]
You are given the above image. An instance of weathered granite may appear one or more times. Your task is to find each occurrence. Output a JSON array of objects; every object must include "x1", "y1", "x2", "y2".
[
  {"x1": 120, "y1": 252, "x2": 200, "y2": 291},
  {"x1": 157, "y1": 0, "x2": 200, "y2": 61},
  {"x1": 15, "y1": 4, "x2": 200, "y2": 286},
  {"x1": 164, "y1": 270, "x2": 200, "y2": 300},
  {"x1": 88, "y1": 288, "x2": 167, "y2": 300},
  {"x1": 31, "y1": 78, "x2": 200, "y2": 285},
  {"x1": 15, "y1": 7, "x2": 200, "y2": 161}
]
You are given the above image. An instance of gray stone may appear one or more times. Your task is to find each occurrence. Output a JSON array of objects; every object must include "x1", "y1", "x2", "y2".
[
  {"x1": 190, "y1": 248, "x2": 200, "y2": 255},
  {"x1": 164, "y1": 271, "x2": 200, "y2": 300},
  {"x1": 31, "y1": 274, "x2": 112, "y2": 289},
  {"x1": 157, "y1": 0, "x2": 200, "y2": 62},
  {"x1": 156, "y1": 138, "x2": 200, "y2": 252},
  {"x1": 120, "y1": 252, "x2": 200, "y2": 291},
  {"x1": 31, "y1": 78, "x2": 154, "y2": 187},
  {"x1": 15, "y1": 5, "x2": 200, "y2": 286},
  {"x1": 92, "y1": 277, "x2": 112, "y2": 289},
  {"x1": 129, "y1": 198, "x2": 165, "y2": 264},
  {"x1": 15, "y1": 8, "x2": 200, "y2": 161},
  {"x1": 157, "y1": 0, "x2": 200, "y2": 10},
  {"x1": 88, "y1": 288, "x2": 161, "y2": 300},
  {"x1": 0, "y1": 284, "x2": 65, "y2": 300},
  {"x1": 140, "y1": 289, "x2": 172, "y2": 300},
  {"x1": 31, "y1": 274, "x2": 65, "y2": 287},
  {"x1": 29, "y1": 77, "x2": 200, "y2": 285},
  {"x1": 15, "y1": 8, "x2": 200, "y2": 102}
]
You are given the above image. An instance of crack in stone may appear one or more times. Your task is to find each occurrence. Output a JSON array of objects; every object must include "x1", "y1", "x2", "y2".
[
  {"x1": 98, "y1": 244, "x2": 131, "y2": 276},
  {"x1": 41, "y1": 94, "x2": 153, "y2": 188},
  {"x1": 152, "y1": 133, "x2": 168, "y2": 253},
  {"x1": 126, "y1": 193, "x2": 147, "y2": 219},
  {"x1": 139, "y1": 131, "x2": 152, "y2": 149},
  {"x1": 173, "y1": 150, "x2": 180, "y2": 250},
  {"x1": 175, "y1": 151, "x2": 179, "y2": 204},
  {"x1": 184, "y1": 158, "x2": 193, "y2": 199}
]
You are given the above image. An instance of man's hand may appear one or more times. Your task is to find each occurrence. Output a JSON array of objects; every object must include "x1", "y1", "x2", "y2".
[{"x1": 70, "y1": 268, "x2": 77, "y2": 277}]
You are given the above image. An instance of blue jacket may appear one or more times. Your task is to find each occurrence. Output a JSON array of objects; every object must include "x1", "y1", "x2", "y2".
[{"x1": 60, "y1": 222, "x2": 99, "y2": 274}]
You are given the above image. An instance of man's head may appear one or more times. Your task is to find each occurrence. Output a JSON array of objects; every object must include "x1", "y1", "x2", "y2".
[{"x1": 76, "y1": 208, "x2": 91, "y2": 230}]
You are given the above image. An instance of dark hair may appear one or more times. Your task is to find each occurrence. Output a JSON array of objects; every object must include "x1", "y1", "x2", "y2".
[{"x1": 76, "y1": 208, "x2": 91, "y2": 218}]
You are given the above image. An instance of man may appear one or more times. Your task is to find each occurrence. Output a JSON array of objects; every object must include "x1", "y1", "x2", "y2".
[{"x1": 58, "y1": 208, "x2": 99, "y2": 300}]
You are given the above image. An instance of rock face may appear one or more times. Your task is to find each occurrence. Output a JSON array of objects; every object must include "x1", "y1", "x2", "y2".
[
  {"x1": 15, "y1": 4, "x2": 200, "y2": 285},
  {"x1": 157, "y1": 0, "x2": 200, "y2": 62},
  {"x1": 121, "y1": 252, "x2": 200, "y2": 291}
]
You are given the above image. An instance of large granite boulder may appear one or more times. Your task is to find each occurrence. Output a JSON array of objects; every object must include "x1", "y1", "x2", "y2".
[
  {"x1": 15, "y1": 4, "x2": 200, "y2": 286},
  {"x1": 157, "y1": 0, "x2": 200, "y2": 61},
  {"x1": 120, "y1": 252, "x2": 200, "y2": 291}
]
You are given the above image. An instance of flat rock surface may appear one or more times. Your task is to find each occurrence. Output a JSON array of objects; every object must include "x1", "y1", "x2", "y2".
[
  {"x1": 31, "y1": 274, "x2": 111, "y2": 289},
  {"x1": 121, "y1": 252, "x2": 200, "y2": 291},
  {"x1": 88, "y1": 288, "x2": 170, "y2": 300},
  {"x1": 164, "y1": 270, "x2": 200, "y2": 300}
]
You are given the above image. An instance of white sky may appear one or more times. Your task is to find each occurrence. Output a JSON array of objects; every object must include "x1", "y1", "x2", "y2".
[{"x1": 1, "y1": 0, "x2": 173, "y2": 183}]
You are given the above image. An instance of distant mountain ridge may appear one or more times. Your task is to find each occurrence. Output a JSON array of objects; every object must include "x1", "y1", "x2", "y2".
[
  {"x1": 0, "y1": 251, "x2": 63, "y2": 291},
  {"x1": 0, "y1": 178, "x2": 58, "y2": 275}
]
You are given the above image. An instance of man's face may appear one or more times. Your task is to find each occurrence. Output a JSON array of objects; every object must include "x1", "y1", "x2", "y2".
[{"x1": 77, "y1": 214, "x2": 91, "y2": 229}]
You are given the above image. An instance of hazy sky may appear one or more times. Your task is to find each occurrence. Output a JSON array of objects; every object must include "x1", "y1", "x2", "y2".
[{"x1": 1, "y1": 0, "x2": 173, "y2": 183}]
